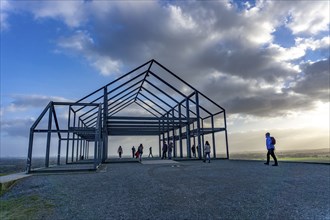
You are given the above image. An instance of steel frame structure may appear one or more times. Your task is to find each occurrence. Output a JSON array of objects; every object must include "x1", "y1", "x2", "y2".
[{"x1": 26, "y1": 59, "x2": 229, "y2": 173}]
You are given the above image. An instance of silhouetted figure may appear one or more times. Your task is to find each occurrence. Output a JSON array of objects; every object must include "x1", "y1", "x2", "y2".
[
  {"x1": 264, "y1": 132, "x2": 278, "y2": 166},
  {"x1": 138, "y1": 144, "x2": 144, "y2": 162},
  {"x1": 203, "y1": 141, "x2": 211, "y2": 163},
  {"x1": 191, "y1": 144, "x2": 196, "y2": 158},
  {"x1": 132, "y1": 146, "x2": 136, "y2": 158},
  {"x1": 118, "y1": 146, "x2": 123, "y2": 159},
  {"x1": 162, "y1": 142, "x2": 168, "y2": 159},
  {"x1": 148, "y1": 147, "x2": 153, "y2": 158},
  {"x1": 168, "y1": 142, "x2": 173, "y2": 159}
]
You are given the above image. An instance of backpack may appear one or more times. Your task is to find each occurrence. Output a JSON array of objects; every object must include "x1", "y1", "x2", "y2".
[{"x1": 270, "y1": 137, "x2": 276, "y2": 145}]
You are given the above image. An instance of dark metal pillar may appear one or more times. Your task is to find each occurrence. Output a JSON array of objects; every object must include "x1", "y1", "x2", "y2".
[
  {"x1": 172, "y1": 109, "x2": 176, "y2": 157},
  {"x1": 178, "y1": 104, "x2": 183, "y2": 158},
  {"x1": 26, "y1": 129, "x2": 34, "y2": 173},
  {"x1": 71, "y1": 111, "x2": 76, "y2": 162},
  {"x1": 224, "y1": 110, "x2": 229, "y2": 159},
  {"x1": 186, "y1": 98, "x2": 191, "y2": 158},
  {"x1": 66, "y1": 106, "x2": 71, "y2": 164},
  {"x1": 76, "y1": 120, "x2": 80, "y2": 161},
  {"x1": 166, "y1": 112, "x2": 170, "y2": 145},
  {"x1": 159, "y1": 133, "x2": 161, "y2": 158},
  {"x1": 57, "y1": 139, "x2": 61, "y2": 165},
  {"x1": 195, "y1": 93, "x2": 202, "y2": 159},
  {"x1": 211, "y1": 115, "x2": 216, "y2": 158},
  {"x1": 45, "y1": 103, "x2": 53, "y2": 167},
  {"x1": 102, "y1": 87, "x2": 108, "y2": 162}
]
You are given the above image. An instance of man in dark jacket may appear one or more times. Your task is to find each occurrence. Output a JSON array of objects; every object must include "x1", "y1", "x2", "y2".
[{"x1": 162, "y1": 142, "x2": 168, "y2": 159}]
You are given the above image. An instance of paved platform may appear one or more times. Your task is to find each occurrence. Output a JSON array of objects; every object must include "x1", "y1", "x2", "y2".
[
  {"x1": 0, "y1": 172, "x2": 31, "y2": 183},
  {"x1": 1, "y1": 160, "x2": 329, "y2": 219},
  {"x1": 140, "y1": 159, "x2": 180, "y2": 165},
  {"x1": 0, "y1": 172, "x2": 31, "y2": 192}
]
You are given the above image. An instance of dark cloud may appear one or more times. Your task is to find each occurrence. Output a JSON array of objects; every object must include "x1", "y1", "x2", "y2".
[
  {"x1": 222, "y1": 93, "x2": 315, "y2": 117},
  {"x1": 5, "y1": 1, "x2": 330, "y2": 118},
  {"x1": 290, "y1": 58, "x2": 330, "y2": 102}
]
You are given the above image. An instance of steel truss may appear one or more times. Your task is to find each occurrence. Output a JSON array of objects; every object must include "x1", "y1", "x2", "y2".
[{"x1": 26, "y1": 59, "x2": 229, "y2": 173}]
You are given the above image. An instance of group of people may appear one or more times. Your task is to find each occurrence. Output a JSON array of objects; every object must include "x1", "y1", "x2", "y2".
[
  {"x1": 131, "y1": 145, "x2": 153, "y2": 161},
  {"x1": 161, "y1": 141, "x2": 174, "y2": 159},
  {"x1": 161, "y1": 141, "x2": 212, "y2": 162},
  {"x1": 116, "y1": 132, "x2": 278, "y2": 166},
  {"x1": 118, "y1": 144, "x2": 154, "y2": 162}
]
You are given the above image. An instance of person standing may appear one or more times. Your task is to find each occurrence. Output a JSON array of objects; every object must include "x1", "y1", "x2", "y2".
[
  {"x1": 117, "y1": 146, "x2": 123, "y2": 159},
  {"x1": 138, "y1": 144, "x2": 144, "y2": 162},
  {"x1": 148, "y1": 147, "x2": 153, "y2": 158},
  {"x1": 203, "y1": 141, "x2": 211, "y2": 163},
  {"x1": 191, "y1": 144, "x2": 196, "y2": 158},
  {"x1": 162, "y1": 142, "x2": 168, "y2": 159},
  {"x1": 132, "y1": 146, "x2": 136, "y2": 158},
  {"x1": 264, "y1": 132, "x2": 278, "y2": 166},
  {"x1": 168, "y1": 142, "x2": 173, "y2": 159}
]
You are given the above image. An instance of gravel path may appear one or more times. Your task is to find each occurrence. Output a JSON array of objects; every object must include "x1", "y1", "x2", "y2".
[{"x1": 1, "y1": 160, "x2": 330, "y2": 219}]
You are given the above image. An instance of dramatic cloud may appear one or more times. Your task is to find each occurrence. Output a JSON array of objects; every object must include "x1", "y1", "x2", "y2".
[
  {"x1": 290, "y1": 58, "x2": 330, "y2": 102},
  {"x1": 1, "y1": 0, "x2": 329, "y2": 159},
  {"x1": 3, "y1": 0, "x2": 328, "y2": 118}
]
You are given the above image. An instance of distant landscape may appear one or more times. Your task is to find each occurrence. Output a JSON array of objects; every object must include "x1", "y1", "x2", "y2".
[
  {"x1": 229, "y1": 148, "x2": 330, "y2": 163},
  {"x1": 0, "y1": 148, "x2": 329, "y2": 175}
]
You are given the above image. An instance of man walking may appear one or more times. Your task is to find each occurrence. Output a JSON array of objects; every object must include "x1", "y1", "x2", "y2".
[
  {"x1": 264, "y1": 132, "x2": 278, "y2": 166},
  {"x1": 148, "y1": 147, "x2": 153, "y2": 158}
]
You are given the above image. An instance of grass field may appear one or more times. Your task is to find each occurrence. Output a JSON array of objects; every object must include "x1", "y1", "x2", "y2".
[
  {"x1": 229, "y1": 148, "x2": 329, "y2": 163},
  {"x1": 0, "y1": 194, "x2": 54, "y2": 219}
]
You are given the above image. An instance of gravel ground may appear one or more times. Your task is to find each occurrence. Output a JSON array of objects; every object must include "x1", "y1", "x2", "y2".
[{"x1": 1, "y1": 160, "x2": 330, "y2": 220}]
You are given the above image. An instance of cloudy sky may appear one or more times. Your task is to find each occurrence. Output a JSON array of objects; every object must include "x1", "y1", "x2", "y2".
[{"x1": 1, "y1": 0, "x2": 329, "y2": 158}]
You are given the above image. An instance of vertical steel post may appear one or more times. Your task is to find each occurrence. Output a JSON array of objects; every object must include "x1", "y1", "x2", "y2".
[
  {"x1": 57, "y1": 139, "x2": 61, "y2": 165},
  {"x1": 186, "y1": 98, "x2": 191, "y2": 158},
  {"x1": 158, "y1": 119, "x2": 161, "y2": 158},
  {"x1": 94, "y1": 105, "x2": 102, "y2": 169},
  {"x1": 76, "y1": 120, "x2": 80, "y2": 161},
  {"x1": 103, "y1": 87, "x2": 108, "y2": 162},
  {"x1": 201, "y1": 119, "x2": 205, "y2": 157},
  {"x1": 66, "y1": 106, "x2": 71, "y2": 164},
  {"x1": 159, "y1": 133, "x2": 161, "y2": 158},
  {"x1": 26, "y1": 129, "x2": 34, "y2": 173},
  {"x1": 178, "y1": 104, "x2": 183, "y2": 158},
  {"x1": 79, "y1": 138, "x2": 83, "y2": 160},
  {"x1": 87, "y1": 142, "x2": 90, "y2": 159},
  {"x1": 193, "y1": 123, "x2": 196, "y2": 148},
  {"x1": 224, "y1": 110, "x2": 229, "y2": 159},
  {"x1": 172, "y1": 109, "x2": 176, "y2": 157},
  {"x1": 71, "y1": 111, "x2": 76, "y2": 162},
  {"x1": 195, "y1": 92, "x2": 202, "y2": 159},
  {"x1": 211, "y1": 115, "x2": 216, "y2": 158},
  {"x1": 84, "y1": 141, "x2": 86, "y2": 159},
  {"x1": 166, "y1": 112, "x2": 170, "y2": 144},
  {"x1": 45, "y1": 103, "x2": 53, "y2": 167}
]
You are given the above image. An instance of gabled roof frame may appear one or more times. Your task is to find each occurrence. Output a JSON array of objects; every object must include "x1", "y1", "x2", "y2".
[{"x1": 26, "y1": 59, "x2": 229, "y2": 173}]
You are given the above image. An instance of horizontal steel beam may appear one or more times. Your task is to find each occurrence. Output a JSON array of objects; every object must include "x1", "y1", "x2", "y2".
[{"x1": 108, "y1": 116, "x2": 197, "y2": 121}]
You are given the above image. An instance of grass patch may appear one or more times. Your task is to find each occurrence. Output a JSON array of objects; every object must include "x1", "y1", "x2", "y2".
[
  {"x1": 0, "y1": 180, "x2": 17, "y2": 196},
  {"x1": 0, "y1": 195, "x2": 54, "y2": 219},
  {"x1": 279, "y1": 157, "x2": 330, "y2": 163}
]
